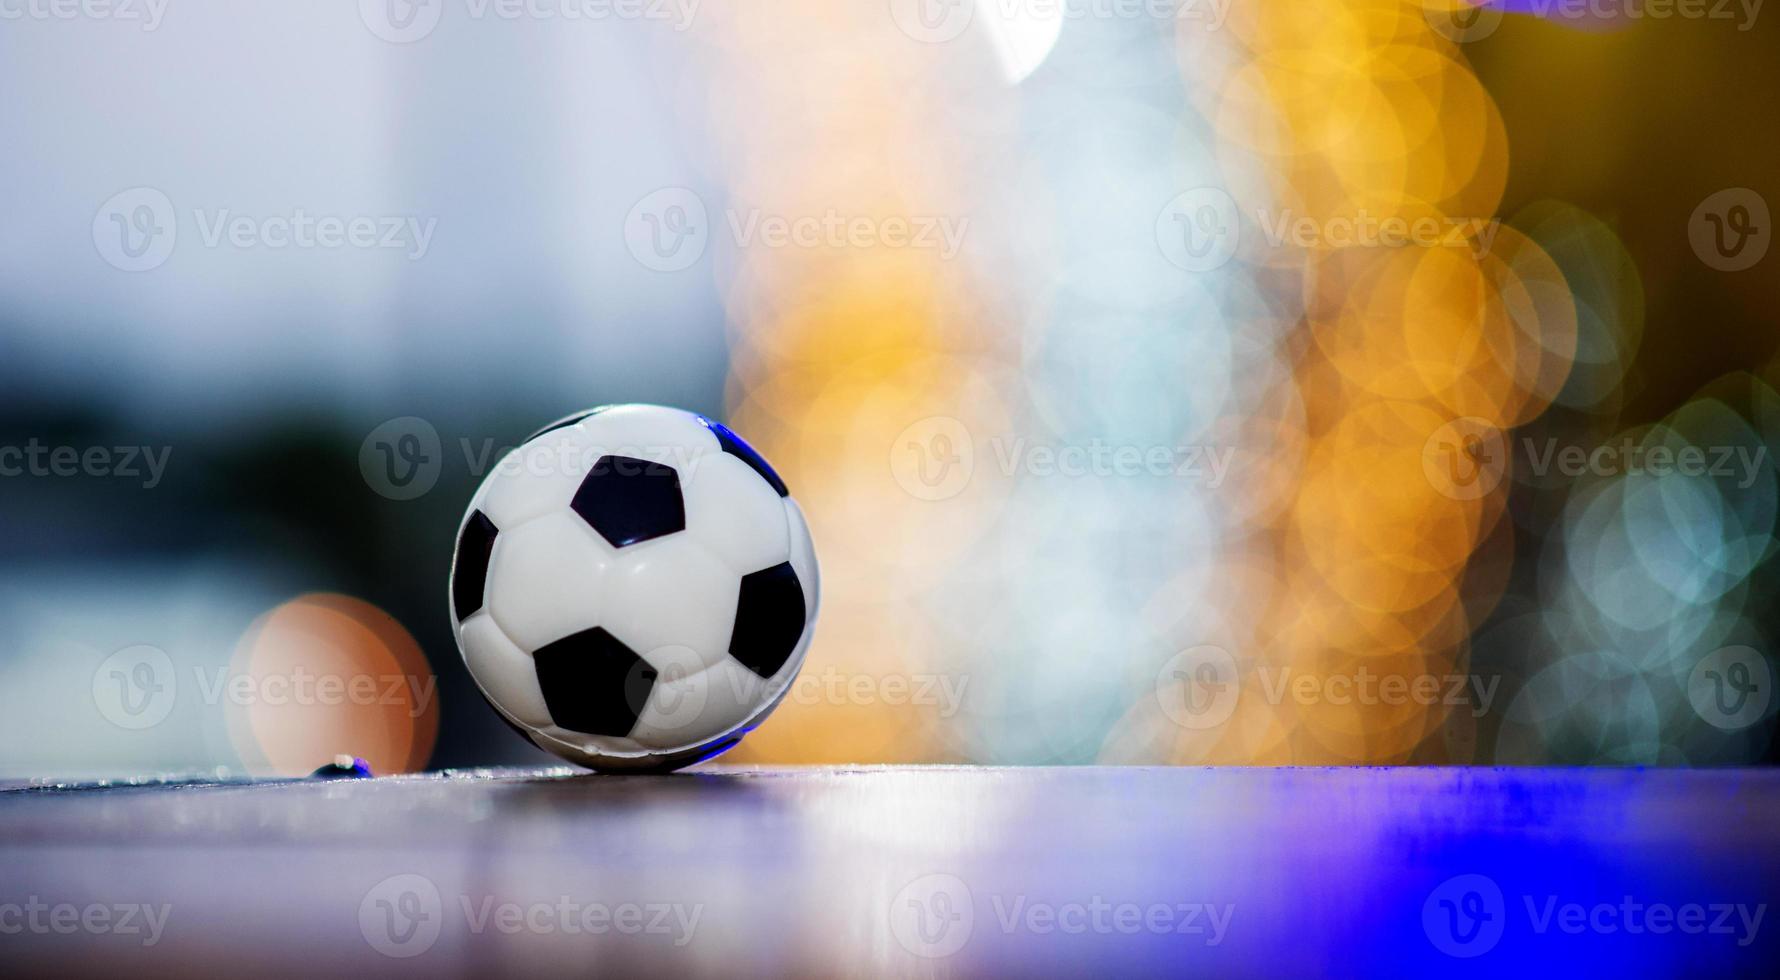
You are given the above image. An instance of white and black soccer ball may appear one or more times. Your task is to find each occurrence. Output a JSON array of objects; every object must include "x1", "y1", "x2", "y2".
[{"x1": 449, "y1": 404, "x2": 818, "y2": 772}]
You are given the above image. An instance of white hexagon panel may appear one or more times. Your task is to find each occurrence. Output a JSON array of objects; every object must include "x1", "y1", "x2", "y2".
[{"x1": 449, "y1": 404, "x2": 819, "y2": 772}]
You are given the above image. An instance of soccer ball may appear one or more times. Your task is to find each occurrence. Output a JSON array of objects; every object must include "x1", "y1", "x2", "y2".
[{"x1": 448, "y1": 404, "x2": 818, "y2": 772}]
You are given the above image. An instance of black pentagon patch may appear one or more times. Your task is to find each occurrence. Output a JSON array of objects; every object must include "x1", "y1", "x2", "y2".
[
  {"x1": 452, "y1": 509, "x2": 499, "y2": 621},
  {"x1": 524, "y1": 406, "x2": 610, "y2": 443},
  {"x1": 533, "y1": 627, "x2": 657, "y2": 737},
  {"x1": 700, "y1": 417, "x2": 789, "y2": 497},
  {"x1": 729, "y1": 561, "x2": 807, "y2": 678},
  {"x1": 570, "y1": 455, "x2": 686, "y2": 548}
]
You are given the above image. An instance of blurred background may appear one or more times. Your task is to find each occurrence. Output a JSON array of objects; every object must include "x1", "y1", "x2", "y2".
[{"x1": 1, "y1": 0, "x2": 1776, "y2": 777}]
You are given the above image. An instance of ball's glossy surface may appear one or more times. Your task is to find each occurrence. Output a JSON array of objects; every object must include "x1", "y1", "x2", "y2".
[{"x1": 450, "y1": 405, "x2": 818, "y2": 771}]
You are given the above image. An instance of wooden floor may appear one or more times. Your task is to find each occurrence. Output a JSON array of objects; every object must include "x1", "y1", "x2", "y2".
[{"x1": 1, "y1": 767, "x2": 1776, "y2": 977}]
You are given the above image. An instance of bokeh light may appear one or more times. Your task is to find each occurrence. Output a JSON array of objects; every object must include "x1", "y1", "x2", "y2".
[
  {"x1": 226, "y1": 594, "x2": 437, "y2": 778},
  {"x1": 0, "y1": 1, "x2": 1773, "y2": 773}
]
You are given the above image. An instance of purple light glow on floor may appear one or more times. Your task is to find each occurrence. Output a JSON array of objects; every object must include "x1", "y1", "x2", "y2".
[{"x1": 1, "y1": 767, "x2": 1774, "y2": 976}]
